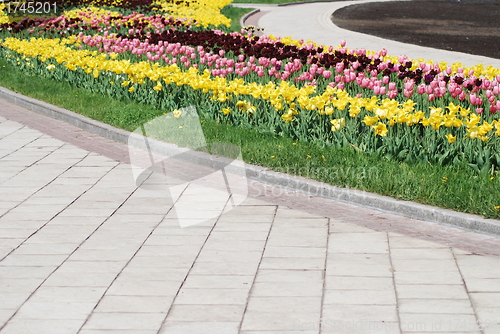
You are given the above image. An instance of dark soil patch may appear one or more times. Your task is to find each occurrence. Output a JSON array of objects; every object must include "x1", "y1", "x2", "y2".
[{"x1": 331, "y1": 0, "x2": 500, "y2": 59}]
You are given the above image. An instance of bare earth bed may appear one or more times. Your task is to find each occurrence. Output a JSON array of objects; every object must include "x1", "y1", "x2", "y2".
[{"x1": 331, "y1": 0, "x2": 500, "y2": 59}]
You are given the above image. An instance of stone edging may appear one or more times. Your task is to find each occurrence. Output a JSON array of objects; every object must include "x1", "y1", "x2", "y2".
[
  {"x1": 240, "y1": 8, "x2": 261, "y2": 29},
  {"x1": 1, "y1": 87, "x2": 500, "y2": 236}
]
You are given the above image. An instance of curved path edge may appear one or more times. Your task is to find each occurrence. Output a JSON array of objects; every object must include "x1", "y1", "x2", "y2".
[{"x1": 1, "y1": 85, "x2": 500, "y2": 236}]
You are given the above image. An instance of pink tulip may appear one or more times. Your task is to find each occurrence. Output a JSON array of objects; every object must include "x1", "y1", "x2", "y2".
[
  {"x1": 335, "y1": 62, "x2": 344, "y2": 74},
  {"x1": 387, "y1": 90, "x2": 398, "y2": 98}
]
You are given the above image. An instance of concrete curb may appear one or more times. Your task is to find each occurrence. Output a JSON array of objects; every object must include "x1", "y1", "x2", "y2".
[
  {"x1": 239, "y1": 8, "x2": 261, "y2": 29},
  {"x1": 1, "y1": 86, "x2": 500, "y2": 236}
]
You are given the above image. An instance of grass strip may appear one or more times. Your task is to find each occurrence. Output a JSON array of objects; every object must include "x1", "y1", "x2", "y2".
[{"x1": 1, "y1": 56, "x2": 499, "y2": 219}]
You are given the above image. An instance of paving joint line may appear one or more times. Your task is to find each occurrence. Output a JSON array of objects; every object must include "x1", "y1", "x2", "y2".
[{"x1": 1, "y1": 85, "x2": 500, "y2": 237}]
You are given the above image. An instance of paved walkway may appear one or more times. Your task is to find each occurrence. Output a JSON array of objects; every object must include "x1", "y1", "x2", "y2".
[{"x1": 1, "y1": 2, "x2": 500, "y2": 334}]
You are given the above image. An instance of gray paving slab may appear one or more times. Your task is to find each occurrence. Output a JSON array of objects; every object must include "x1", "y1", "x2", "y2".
[{"x1": 3, "y1": 101, "x2": 500, "y2": 333}]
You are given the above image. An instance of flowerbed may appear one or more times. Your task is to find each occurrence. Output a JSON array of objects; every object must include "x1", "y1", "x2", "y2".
[{"x1": 1, "y1": 0, "x2": 500, "y2": 175}]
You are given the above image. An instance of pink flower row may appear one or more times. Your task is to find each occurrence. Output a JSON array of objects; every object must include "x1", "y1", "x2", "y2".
[{"x1": 73, "y1": 32, "x2": 500, "y2": 113}]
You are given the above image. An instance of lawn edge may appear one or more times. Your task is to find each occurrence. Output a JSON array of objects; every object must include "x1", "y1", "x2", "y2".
[{"x1": 1, "y1": 85, "x2": 500, "y2": 236}]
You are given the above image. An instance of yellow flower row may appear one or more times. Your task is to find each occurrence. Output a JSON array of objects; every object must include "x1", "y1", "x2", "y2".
[
  {"x1": 0, "y1": 3, "x2": 9, "y2": 24},
  {"x1": 153, "y1": 0, "x2": 231, "y2": 27},
  {"x1": 63, "y1": 6, "x2": 122, "y2": 23},
  {"x1": 3, "y1": 36, "x2": 500, "y2": 141}
]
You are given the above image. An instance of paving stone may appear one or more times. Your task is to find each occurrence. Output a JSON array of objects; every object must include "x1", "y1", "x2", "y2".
[
  {"x1": 325, "y1": 276, "x2": 393, "y2": 290},
  {"x1": 0, "y1": 319, "x2": 85, "y2": 334},
  {"x1": 128, "y1": 255, "x2": 197, "y2": 268},
  {"x1": 259, "y1": 257, "x2": 325, "y2": 270},
  {"x1": 245, "y1": 296, "x2": 322, "y2": 314},
  {"x1": 329, "y1": 222, "x2": 377, "y2": 233},
  {"x1": 398, "y1": 298, "x2": 476, "y2": 314},
  {"x1": 0, "y1": 308, "x2": 16, "y2": 326},
  {"x1": 175, "y1": 288, "x2": 250, "y2": 305},
  {"x1": 323, "y1": 289, "x2": 397, "y2": 305},
  {"x1": 394, "y1": 270, "x2": 464, "y2": 285},
  {"x1": 239, "y1": 330, "x2": 319, "y2": 334},
  {"x1": 118, "y1": 266, "x2": 188, "y2": 282},
  {"x1": 396, "y1": 284, "x2": 469, "y2": 300},
  {"x1": 328, "y1": 232, "x2": 389, "y2": 254},
  {"x1": 166, "y1": 304, "x2": 245, "y2": 322},
  {"x1": 465, "y1": 279, "x2": 500, "y2": 292},
  {"x1": 321, "y1": 304, "x2": 399, "y2": 322},
  {"x1": 43, "y1": 271, "x2": 118, "y2": 287},
  {"x1": 212, "y1": 221, "x2": 272, "y2": 232},
  {"x1": 56, "y1": 260, "x2": 125, "y2": 273},
  {"x1": 201, "y1": 239, "x2": 267, "y2": 252},
  {"x1": 0, "y1": 254, "x2": 67, "y2": 267},
  {"x1": 0, "y1": 292, "x2": 32, "y2": 309},
  {"x1": 79, "y1": 330, "x2": 157, "y2": 334},
  {"x1": 14, "y1": 301, "x2": 95, "y2": 319},
  {"x1": 196, "y1": 250, "x2": 263, "y2": 263},
  {"x1": 389, "y1": 235, "x2": 449, "y2": 249},
  {"x1": 251, "y1": 282, "x2": 323, "y2": 297},
  {"x1": 391, "y1": 259, "x2": 460, "y2": 272},
  {"x1": 470, "y1": 293, "x2": 500, "y2": 308},
  {"x1": 241, "y1": 310, "x2": 320, "y2": 331},
  {"x1": 0, "y1": 266, "x2": 55, "y2": 279},
  {"x1": 390, "y1": 247, "x2": 455, "y2": 260},
  {"x1": 255, "y1": 270, "x2": 323, "y2": 283},
  {"x1": 83, "y1": 312, "x2": 166, "y2": 330},
  {"x1": 182, "y1": 275, "x2": 253, "y2": 289},
  {"x1": 68, "y1": 249, "x2": 136, "y2": 262},
  {"x1": 106, "y1": 279, "x2": 181, "y2": 296},
  {"x1": 266, "y1": 227, "x2": 328, "y2": 248},
  {"x1": 320, "y1": 320, "x2": 401, "y2": 334},
  {"x1": 272, "y1": 218, "x2": 329, "y2": 228},
  {"x1": 14, "y1": 241, "x2": 79, "y2": 254},
  {"x1": 95, "y1": 295, "x2": 173, "y2": 313},
  {"x1": 159, "y1": 321, "x2": 240, "y2": 334},
  {"x1": 216, "y1": 214, "x2": 276, "y2": 224},
  {"x1": 398, "y1": 313, "x2": 481, "y2": 332},
  {"x1": 326, "y1": 261, "x2": 393, "y2": 277}
]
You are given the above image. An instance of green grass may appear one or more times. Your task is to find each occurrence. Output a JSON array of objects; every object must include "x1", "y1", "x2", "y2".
[
  {"x1": 222, "y1": 5, "x2": 256, "y2": 32},
  {"x1": 1, "y1": 56, "x2": 499, "y2": 219}
]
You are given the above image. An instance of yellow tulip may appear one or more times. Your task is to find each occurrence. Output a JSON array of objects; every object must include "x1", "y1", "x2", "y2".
[
  {"x1": 445, "y1": 134, "x2": 456, "y2": 143},
  {"x1": 372, "y1": 122, "x2": 388, "y2": 136},
  {"x1": 330, "y1": 118, "x2": 345, "y2": 132}
]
